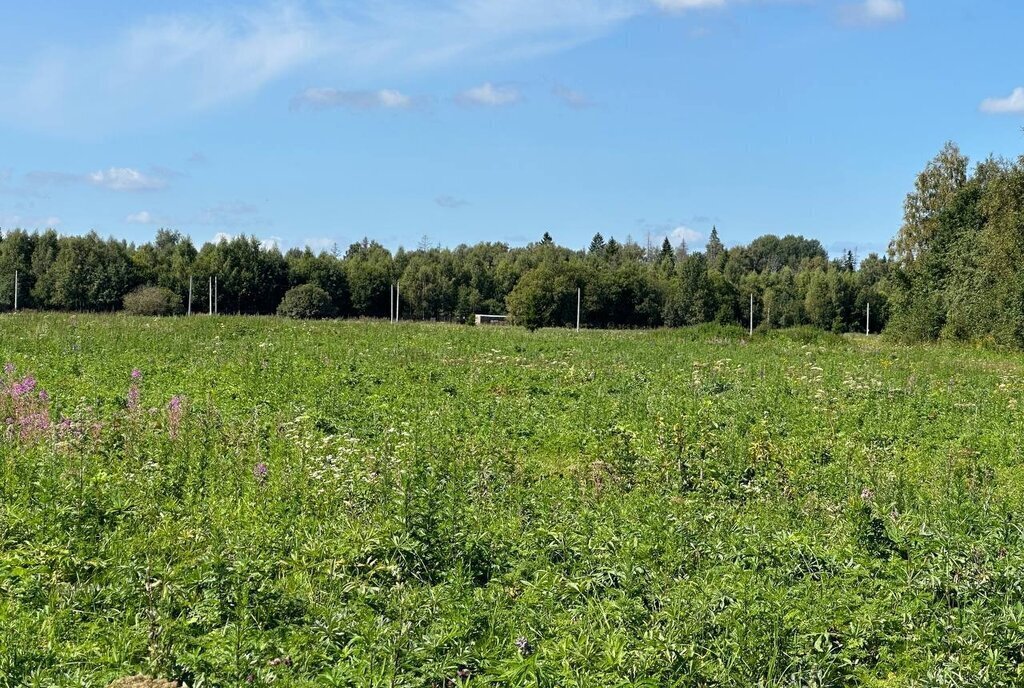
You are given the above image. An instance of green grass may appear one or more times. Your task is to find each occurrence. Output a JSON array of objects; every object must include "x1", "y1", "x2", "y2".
[{"x1": 2, "y1": 313, "x2": 1024, "y2": 686}]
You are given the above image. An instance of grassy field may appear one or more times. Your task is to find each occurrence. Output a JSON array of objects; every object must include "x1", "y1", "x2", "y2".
[{"x1": 3, "y1": 313, "x2": 1024, "y2": 687}]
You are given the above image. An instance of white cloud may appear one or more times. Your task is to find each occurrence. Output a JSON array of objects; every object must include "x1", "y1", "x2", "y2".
[
  {"x1": 87, "y1": 168, "x2": 167, "y2": 191},
  {"x1": 291, "y1": 87, "x2": 415, "y2": 111},
  {"x1": 670, "y1": 225, "x2": 704, "y2": 245},
  {"x1": 212, "y1": 232, "x2": 235, "y2": 244},
  {"x1": 839, "y1": 0, "x2": 906, "y2": 26},
  {"x1": 980, "y1": 87, "x2": 1024, "y2": 115},
  {"x1": 457, "y1": 82, "x2": 522, "y2": 107},
  {"x1": 126, "y1": 211, "x2": 156, "y2": 224}
]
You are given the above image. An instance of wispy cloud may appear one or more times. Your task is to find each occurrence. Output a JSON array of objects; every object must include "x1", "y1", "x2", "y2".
[
  {"x1": 88, "y1": 168, "x2": 167, "y2": 191},
  {"x1": 0, "y1": 213, "x2": 61, "y2": 230},
  {"x1": 457, "y1": 82, "x2": 522, "y2": 107},
  {"x1": 1, "y1": 0, "x2": 643, "y2": 133},
  {"x1": 980, "y1": 87, "x2": 1024, "y2": 115},
  {"x1": 197, "y1": 202, "x2": 260, "y2": 227},
  {"x1": 25, "y1": 167, "x2": 170, "y2": 192},
  {"x1": 435, "y1": 195, "x2": 470, "y2": 209},
  {"x1": 291, "y1": 87, "x2": 416, "y2": 111},
  {"x1": 839, "y1": 0, "x2": 906, "y2": 27},
  {"x1": 552, "y1": 85, "x2": 594, "y2": 109}
]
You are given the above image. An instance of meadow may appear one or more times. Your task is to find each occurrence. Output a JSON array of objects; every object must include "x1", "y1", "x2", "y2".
[{"x1": 3, "y1": 313, "x2": 1024, "y2": 687}]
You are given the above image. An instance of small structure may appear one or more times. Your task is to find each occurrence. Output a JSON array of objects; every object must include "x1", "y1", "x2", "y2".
[{"x1": 474, "y1": 314, "x2": 509, "y2": 326}]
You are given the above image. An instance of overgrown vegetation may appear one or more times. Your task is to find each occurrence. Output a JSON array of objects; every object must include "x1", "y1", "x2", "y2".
[
  {"x1": 122, "y1": 286, "x2": 184, "y2": 317},
  {"x1": 276, "y1": 284, "x2": 337, "y2": 319},
  {"x1": 4, "y1": 313, "x2": 1024, "y2": 685}
]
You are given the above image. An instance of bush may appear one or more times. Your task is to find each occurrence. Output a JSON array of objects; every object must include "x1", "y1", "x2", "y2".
[
  {"x1": 277, "y1": 284, "x2": 337, "y2": 319},
  {"x1": 122, "y1": 286, "x2": 183, "y2": 316}
]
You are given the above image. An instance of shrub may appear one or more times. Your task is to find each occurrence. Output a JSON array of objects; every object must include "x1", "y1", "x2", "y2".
[
  {"x1": 277, "y1": 284, "x2": 337, "y2": 319},
  {"x1": 122, "y1": 286, "x2": 183, "y2": 316}
]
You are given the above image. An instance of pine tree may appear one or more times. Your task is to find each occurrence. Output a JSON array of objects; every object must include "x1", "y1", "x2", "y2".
[
  {"x1": 706, "y1": 227, "x2": 724, "y2": 265},
  {"x1": 589, "y1": 232, "x2": 606, "y2": 254},
  {"x1": 660, "y1": 237, "x2": 673, "y2": 259}
]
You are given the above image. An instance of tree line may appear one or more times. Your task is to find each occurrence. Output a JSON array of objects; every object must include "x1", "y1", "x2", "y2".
[
  {"x1": 0, "y1": 223, "x2": 891, "y2": 332},
  {"x1": 6, "y1": 140, "x2": 1020, "y2": 336}
]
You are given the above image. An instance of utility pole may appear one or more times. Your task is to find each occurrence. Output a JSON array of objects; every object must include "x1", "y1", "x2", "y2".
[
  {"x1": 188, "y1": 276, "x2": 193, "y2": 316},
  {"x1": 749, "y1": 293, "x2": 754, "y2": 336},
  {"x1": 214, "y1": 276, "x2": 218, "y2": 315},
  {"x1": 866, "y1": 303, "x2": 871, "y2": 336},
  {"x1": 576, "y1": 288, "x2": 581, "y2": 332}
]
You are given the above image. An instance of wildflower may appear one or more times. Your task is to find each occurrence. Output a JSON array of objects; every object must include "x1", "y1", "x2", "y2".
[
  {"x1": 3, "y1": 363, "x2": 13, "y2": 376},
  {"x1": 127, "y1": 385, "x2": 140, "y2": 411},
  {"x1": 11, "y1": 376, "x2": 36, "y2": 397},
  {"x1": 515, "y1": 636, "x2": 532, "y2": 657},
  {"x1": 254, "y1": 462, "x2": 269, "y2": 483},
  {"x1": 860, "y1": 487, "x2": 874, "y2": 503},
  {"x1": 39, "y1": 389, "x2": 49, "y2": 402},
  {"x1": 131, "y1": 369, "x2": 143, "y2": 380},
  {"x1": 168, "y1": 396, "x2": 183, "y2": 438}
]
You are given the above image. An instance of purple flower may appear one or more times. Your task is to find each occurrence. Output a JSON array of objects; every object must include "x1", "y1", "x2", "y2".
[
  {"x1": 38, "y1": 389, "x2": 49, "y2": 402},
  {"x1": 11, "y1": 376, "x2": 36, "y2": 398},
  {"x1": 253, "y1": 462, "x2": 269, "y2": 483},
  {"x1": 3, "y1": 363, "x2": 13, "y2": 376},
  {"x1": 131, "y1": 369, "x2": 143, "y2": 380},
  {"x1": 168, "y1": 395, "x2": 183, "y2": 439},
  {"x1": 127, "y1": 385, "x2": 140, "y2": 410}
]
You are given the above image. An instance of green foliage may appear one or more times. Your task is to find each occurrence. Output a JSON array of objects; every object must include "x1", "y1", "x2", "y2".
[
  {"x1": 1, "y1": 225, "x2": 890, "y2": 334},
  {"x1": 276, "y1": 284, "x2": 337, "y2": 319},
  {"x1": 122, "y1": 286, "x2": 184, "y2": 317}
]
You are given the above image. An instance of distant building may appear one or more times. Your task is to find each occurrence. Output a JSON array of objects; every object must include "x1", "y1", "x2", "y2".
[{"x1": 474, "y1": 314, "x2": 509, "y2": 326}]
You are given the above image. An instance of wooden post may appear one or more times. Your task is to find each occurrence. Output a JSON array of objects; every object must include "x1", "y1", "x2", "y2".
[
  {"x1": 749, "y1": 293, "x2": 754, "y2": 336},
  {"x1": 576, "y1": 288, "x2": 581, "y2": 332}
]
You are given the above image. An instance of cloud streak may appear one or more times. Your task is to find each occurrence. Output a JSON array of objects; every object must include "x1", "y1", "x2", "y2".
[{"x1": 291, "y1": 87, "x2": 416, "y2": 111}]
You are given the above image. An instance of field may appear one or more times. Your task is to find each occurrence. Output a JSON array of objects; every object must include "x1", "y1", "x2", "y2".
[{"x1": 3, "y1": 314, "x2": 1024, "y2": 687}]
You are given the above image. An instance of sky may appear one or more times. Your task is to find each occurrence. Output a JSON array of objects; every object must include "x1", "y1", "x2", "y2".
[{"x1": 0, "y1": 0, "x2": 1022, "y2": 257}]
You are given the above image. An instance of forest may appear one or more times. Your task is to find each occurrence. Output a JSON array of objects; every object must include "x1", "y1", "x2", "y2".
[{"x1": 0, "y1": 141, "x2": 1022, "y2": 343}]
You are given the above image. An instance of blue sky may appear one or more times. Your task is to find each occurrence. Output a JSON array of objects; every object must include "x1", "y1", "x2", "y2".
[{"x1": 0, "y1": 0, "x2": 1022, "y2": 257}]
